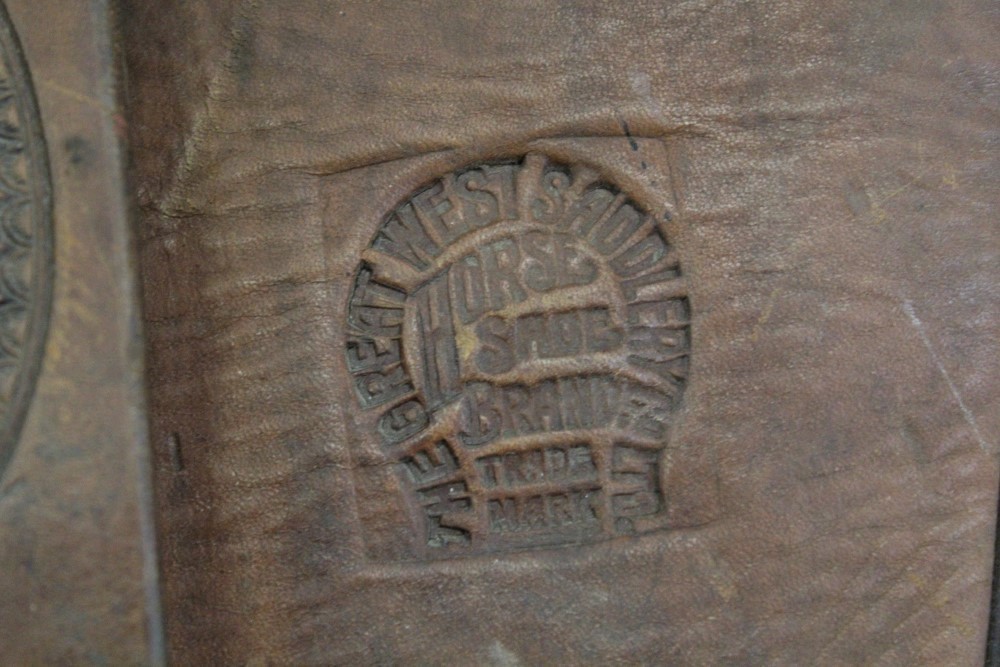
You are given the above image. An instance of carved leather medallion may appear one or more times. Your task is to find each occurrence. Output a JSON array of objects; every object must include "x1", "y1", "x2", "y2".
[
  {"x1": 346, "y1": 153, "x2": 688, "y2": 557},
  {"x1": 0, "y1": 8, "x2": 52, "y2": 477}
]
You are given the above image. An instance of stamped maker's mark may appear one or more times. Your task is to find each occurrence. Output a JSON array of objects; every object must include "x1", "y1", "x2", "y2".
[{"x1": 346, "y1": 153, "x2": 689, "y2": 557}]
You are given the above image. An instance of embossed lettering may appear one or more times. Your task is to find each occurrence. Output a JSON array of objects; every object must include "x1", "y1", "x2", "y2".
[
  {"x1": 349, "y1": 265, "x2": 406, "y2": 337},
  {"x1": 354, "y1": 364, "x2": 413, "y2": 409},
  {"x1": 592, "y1": 203, "x2": 645, "y2": 256},
  {"x1": 562, "y1": 187, "x2": 616, "y2": 237},
  {"x1": 403, "y1": 440, "x2": 460, "y2": 486},
  {"x1": 488, "y1": 490, "x2": 600, "y2": 533},
  {"x1": 480, "y1": 238, "x2": 527, "y2": 311},
  {"x1": 529, "y1": 169, "x2": 571, "y2": 224},
  {"x1": 412, "y1": 275, "x2": 461, "y2": 407},
  {"x1": 414, "y1": 181, "x2": 464, "y2": 244},
  {"x1": 520, "y1": 231, "x2": 597, "y2": 292},
  {"x1": 476, "y1": 444, "x2": 596, "y2": 489},
  {"x1": 454, "y1": 169, "x2": 500, "y2": 228},
  {"x1": 346, "y1": 335, "x2": 402, "y2": 373},
  {"x1": 345, "y1": 154, "x2": 691, "y2": 557},
  {"x1": 448, "y1": 254, "x2": 487, "y2": 325},
  {"x1": 378, "y1": 399, "x2": 429, "y2": 444},
  {"x1": 472, "y1": 308, "x2": 623, "y2": 374},
  {"x1": 373, "y1": 205, "x2": 440, "y2": 271}
]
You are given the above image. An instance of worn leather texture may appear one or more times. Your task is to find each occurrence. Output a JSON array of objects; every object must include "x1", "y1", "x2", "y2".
[
  {"x1": 126, "y1": 1, "x2": 999, "y2": 664},
  {"x1": 0, "y1": 1, "x2": 162, "y2": 664}
]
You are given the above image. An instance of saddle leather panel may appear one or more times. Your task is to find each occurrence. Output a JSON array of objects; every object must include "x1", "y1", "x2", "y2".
[
  {"x1": 125, "y1": 1, "x2": 999, "y2": 664},
  {"x1": 0, "y1": 1, "x2": 161, "y2": 663}
]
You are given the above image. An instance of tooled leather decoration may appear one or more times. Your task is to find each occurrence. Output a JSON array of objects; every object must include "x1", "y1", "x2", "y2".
[
  {"x1": 346, "y1": 153, "x2": 689, "y2": 557},
  {"x1": 0, "y1": 6, "x2": 52, "y2": 478}
]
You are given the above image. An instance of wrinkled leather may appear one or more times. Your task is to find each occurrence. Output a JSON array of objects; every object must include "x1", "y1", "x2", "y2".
[
  {"x1": 0, "y1": 1, "x2": 161, "y2": 664},
  {"x1": 125, "y1": 1, "x2": 999, "y2": 664}
]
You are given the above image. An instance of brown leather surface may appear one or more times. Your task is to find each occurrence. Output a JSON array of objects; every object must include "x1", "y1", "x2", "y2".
[
  {"x1": 126, "y1": 1, "x2": 999, "y2": 664},
  {"x1": 0, "y1": 1, "x2": 162, "y2": 664}
]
